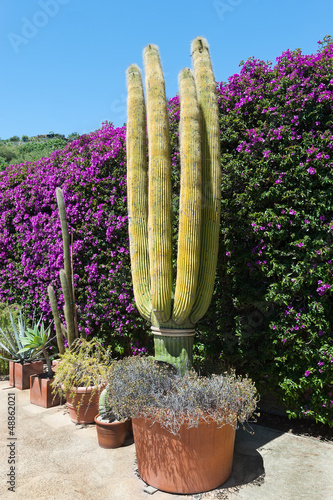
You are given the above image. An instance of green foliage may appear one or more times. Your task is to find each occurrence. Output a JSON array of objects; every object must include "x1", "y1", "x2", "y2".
[
  {"x1": 201, "y1": 42, "x2": 333, "y2": 426},
  {"x1": 106, "y1": 356, "x2": 258, "y2": 435},
  {"x1": 0, "y1": 309, "x2": 44, "y2": 363},
  {"x1": 0, "y1": 303, "x2": 21, "y2": 374},
  {"x1": 0, "y1": 136, "x2": 68, "y2": 169},
  {"x1": 51, "y1": 338, "x2": 111, "y2": 400},
  {"x1": 18, "y1": 319, "x2": 55, "y2": 377}
]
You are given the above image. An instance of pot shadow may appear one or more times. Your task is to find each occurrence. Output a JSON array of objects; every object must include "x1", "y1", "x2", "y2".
[{"x1": 216, "y1": 422, "x2": 284, "y2": 491}]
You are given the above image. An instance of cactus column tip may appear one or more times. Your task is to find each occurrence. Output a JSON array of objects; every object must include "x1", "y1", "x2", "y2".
[{"x1": 190, "y1": 36, "x2": 210, "y2": 55}]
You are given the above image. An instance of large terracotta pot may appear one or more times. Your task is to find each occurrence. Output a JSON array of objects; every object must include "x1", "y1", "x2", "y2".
[
  {"x1": 132, "y1": 416, "x2": 236, "y2": 494},
  {"x1": 9, "y1": 360, "x2": 44, "y2": 390},
  {"x1": 94, "y1": 414, "x2": 129, "y2": 448},
  {"x1": 65, "y1": 385, "x2": 103, "y2": 424},
  {"x1": 30, "y1": 374, "x2": 61, "y2": 408}
]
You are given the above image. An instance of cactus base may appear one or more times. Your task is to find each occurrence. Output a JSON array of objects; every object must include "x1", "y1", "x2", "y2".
[{"x1": 152, "y1": 328, "x2": 195, "y2": 374}]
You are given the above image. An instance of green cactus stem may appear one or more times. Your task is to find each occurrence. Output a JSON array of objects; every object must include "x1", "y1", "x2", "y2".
[
  {"x1": 126, "y1": 64, "x2": 151, "y2": 321},
  {"x1": 47, "y1": 285, "x2": 65, "y2": 354},
  {"x1": 172, "y1": 68, "x2": 202, "y2": 325},
  {"x1": 189, "y1": 37, "x2": 221, "y2": 325},
  {"x1": 143, "y1": 44, "x2": 172, "y2": 326},
  {"x1": 56, "y1": 187, "x2": 78, "y2": 339},
  {"x1": 59, "y1": 269, "x2": 75, "y2": 347},
  {"x1": 152, "y1": 328, "x2": 194, "y2": 375}
]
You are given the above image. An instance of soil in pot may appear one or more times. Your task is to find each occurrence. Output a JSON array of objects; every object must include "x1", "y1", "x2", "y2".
[
  {"x1": 94, "y1": 414, "x2": 129, "y2": 448},
  {"x1": 132, "y1": 416, "x2": 236, "y2": 494}
]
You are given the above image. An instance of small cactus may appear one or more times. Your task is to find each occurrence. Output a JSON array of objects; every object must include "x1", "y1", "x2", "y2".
[{"x1": 48, "y1": 188, "x2": 79, "y2": 352}]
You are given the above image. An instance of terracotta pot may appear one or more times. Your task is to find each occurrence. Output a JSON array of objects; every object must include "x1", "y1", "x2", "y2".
[
  {"x1": 30, "y1": 373, "x2": 61, "y2": 408},
  {"x1": 132, "y1": 416, "x2": 236, "y2": 494},
  {"x1": 51, "y1": 359, "x2": 60, "y2": 372},
  {"x1": 94, "y1": 414, "x2": 129, "y2": 448},
  {"x1": 9, "y1": 360, "x2": 44, "y2": 390},
  {"x1": 65, "y1": 385, "x2": 103, "y2": 424}
]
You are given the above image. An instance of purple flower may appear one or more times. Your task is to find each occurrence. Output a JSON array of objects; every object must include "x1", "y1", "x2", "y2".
[
  {"x1": 316, "y1": 281, "x2": 331, "y2": 296},
  {"x1": 307, "y1": 167, "x2": 316, "y2": 175},
  {"x1": 304, "y1": 371, "x2": 311, "y2": 377}
]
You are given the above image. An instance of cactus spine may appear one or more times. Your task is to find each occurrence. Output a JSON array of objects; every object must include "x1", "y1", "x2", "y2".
[{"x1": 126, "y1": 37, "x2": 220, "y2": 371}]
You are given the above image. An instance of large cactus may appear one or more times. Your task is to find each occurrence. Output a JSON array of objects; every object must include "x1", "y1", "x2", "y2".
[{"x1": 126, "y1": 37, "x2": 220, "y2": 372}]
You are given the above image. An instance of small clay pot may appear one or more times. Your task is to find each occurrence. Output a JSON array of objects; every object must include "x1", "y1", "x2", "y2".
[{"x1": 94, "y1": 414, "x2": 129, "y2": 449}]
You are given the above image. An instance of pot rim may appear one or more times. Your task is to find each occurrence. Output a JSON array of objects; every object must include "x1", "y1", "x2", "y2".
[
  {"x1": 94, "y1": 414, "x2": 130, "y2": 426},
  {"x1": 61, "y1": 383, "x2": 105, "y2": 394}
]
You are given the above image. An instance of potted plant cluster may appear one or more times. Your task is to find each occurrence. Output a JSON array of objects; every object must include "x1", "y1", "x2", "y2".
[
  {"x1": 105, "y1": 356, "x2": 258, "y2": 494},
  {"x1": 51, "y1": 338, "x2": 110, "y2": 424},
  {"x1": 0, "y1": 310, "x2": 44, "y2": 390},
  {"x1": 94, "y1": 385, "x2": 131, "y2": 449},
  {"x1": 18, "y1": 318, "x2": 60, "y2": 408}
]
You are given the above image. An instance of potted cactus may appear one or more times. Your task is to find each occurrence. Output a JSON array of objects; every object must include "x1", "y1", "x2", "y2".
[
  {"x1": 94, "y1": 386, "x2": 131, "y2": 449},
  {"x1": 124, "y1": 36, "x2": 259, "y2": 494},
  {"x1": 106, "y1": 356, "x2": 258, "y2": 494},
  {"x1": 0, "y1": 310, "x2": 44, "y2": 390},
  {"x1": 126, "y1": 37, "x2": 221, "y2": 373}
]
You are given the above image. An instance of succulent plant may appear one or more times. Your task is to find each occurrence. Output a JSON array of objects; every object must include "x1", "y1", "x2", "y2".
[
  {"x1": 126, "y1": 37, "x2": 220, "y2": 372},
  {"x1": 0, "y1": 310, "x2": 44, "y2": 363},
  {"x1": 18, "y1": 319, "x2": 55, "y2": 378}
]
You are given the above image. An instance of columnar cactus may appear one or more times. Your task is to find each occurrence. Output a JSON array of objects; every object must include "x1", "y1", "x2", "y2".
[
  {"x1": 48, "y1": 187, "x2": 79, "y2": 353},
  {"x1": 126, "y1": 37, "x2": 220, "y2": 372}
]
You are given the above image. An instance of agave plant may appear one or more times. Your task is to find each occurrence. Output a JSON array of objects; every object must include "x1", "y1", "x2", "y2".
[
  {"x1": 0, "y1": 310, "x2": 41, "y2": 364},
  {"x1": 18, "y1": 320, "x2": 55, "y2": 378}
]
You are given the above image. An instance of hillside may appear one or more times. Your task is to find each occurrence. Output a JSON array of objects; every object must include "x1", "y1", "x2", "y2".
[{"x1": 0, "y1": 132, "x2": 80, "y2": 170}]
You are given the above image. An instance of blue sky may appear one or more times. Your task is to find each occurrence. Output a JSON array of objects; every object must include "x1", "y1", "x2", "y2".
[{"x1": 0, "y1": 0, "x2": 332, "y2": 139}]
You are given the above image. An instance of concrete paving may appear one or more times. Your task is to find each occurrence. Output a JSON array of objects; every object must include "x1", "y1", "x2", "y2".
[{"x1": 1, "y1": 380, "x2": 333, "y2": 500}]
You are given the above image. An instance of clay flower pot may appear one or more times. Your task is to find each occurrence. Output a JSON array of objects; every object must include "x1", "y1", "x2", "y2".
[
  {"x1": 9, "y1": 360, "x2": 44, "y2": 390},
  {"x1": 132, "y1": 416, "x2": 236, "y2": 494},
  {"x1": 65, "y1": 385, "x2": 103, "y2": 424},
  {"x1": 30, "y1": 373, "x2": 61, "y2": 408},
  {"x1": 94, "y1": 414, "x2": 130, "y2": 449}
]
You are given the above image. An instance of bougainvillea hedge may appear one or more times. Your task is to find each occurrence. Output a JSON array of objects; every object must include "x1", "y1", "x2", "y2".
[
  {"x1": 0, "y1": 125, "x2": 148, "y2": 356},
  {"x1": 211, "y1": 38, "x2": 333, "y2": 425},
  {"x1": 0, "y1": 39, "x2": 332, "y2": 424}
]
